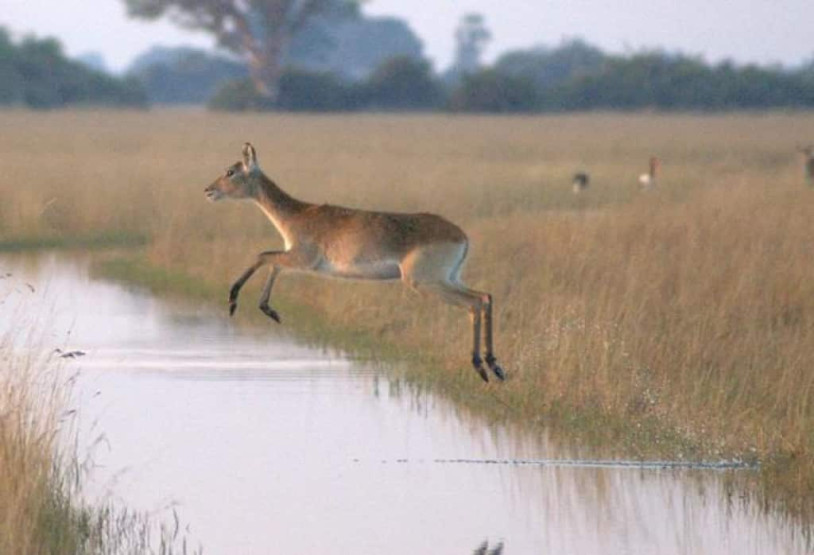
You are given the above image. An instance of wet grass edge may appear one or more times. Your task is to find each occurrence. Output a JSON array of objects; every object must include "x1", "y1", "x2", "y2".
[{"x1": 92, "y1": 254, "x2": 721, "y2": 458}]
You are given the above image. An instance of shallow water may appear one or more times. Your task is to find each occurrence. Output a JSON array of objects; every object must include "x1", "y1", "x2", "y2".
[{"x1": 1, "y1": 253, "x2": 810, "y2": 554}]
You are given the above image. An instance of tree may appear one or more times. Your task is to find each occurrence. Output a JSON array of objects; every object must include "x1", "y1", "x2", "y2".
[
  {"x1": 452, "y1": 13, "x2": 491, "y2": 75},
  {"x1": 121, "y1": 0, "x2": 362, "y2": 101}
]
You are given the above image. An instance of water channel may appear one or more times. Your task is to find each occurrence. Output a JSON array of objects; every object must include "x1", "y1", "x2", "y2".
[{"x1": 1, "y1": 253, "x2": 810, "y2": 554}]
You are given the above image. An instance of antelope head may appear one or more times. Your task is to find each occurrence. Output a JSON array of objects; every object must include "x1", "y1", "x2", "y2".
[{"x1": 205, "y1": 143, "x2": 261, "y2": 202}]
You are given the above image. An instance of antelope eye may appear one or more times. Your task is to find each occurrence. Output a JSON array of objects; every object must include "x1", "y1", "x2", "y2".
[{"x1": 225, "y1": 168, "x2": 235, "y2": 177}]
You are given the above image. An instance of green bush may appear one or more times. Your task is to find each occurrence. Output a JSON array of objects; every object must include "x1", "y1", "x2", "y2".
[
  {"x1": 449, "y1": 69, "x2": 540, "y2": 113},
  {"x1": 0, "y1": 27, "x2": 147, "y2": 109},
  {"x1": 208, "y1": 78, "x2": 274, "y2": 111},
  {"x1": 554, "y1": 53, "x2": 814, "y2": 111},
  {"x1": 363, "y1": 56, "x2": 443, "y2": 110},
  {"x1": 209, "y1": 70, "x2": 357, "y2": 112},
  {"x1": 278, "y1": 69, "x2": 358, "y2": 112}
]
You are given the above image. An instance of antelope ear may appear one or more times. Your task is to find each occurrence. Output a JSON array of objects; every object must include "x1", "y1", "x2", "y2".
[{"x1": 242, "y1": 142, "x2": 258, "y2": 171}]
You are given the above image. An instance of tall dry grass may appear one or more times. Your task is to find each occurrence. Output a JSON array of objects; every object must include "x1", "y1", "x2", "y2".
[
  {"x1": 0, "y1": 337, "x2": 75, "y2": 553},
  {"x1": 0, "y1": 292, "x2": 198, "y2": 553},
  {"x1": 1, "y1": 110, "x2": 813, "y2": 512}
]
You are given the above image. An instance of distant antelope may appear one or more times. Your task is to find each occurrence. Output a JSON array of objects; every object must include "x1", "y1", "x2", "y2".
[
  {"x1": 797, "y1": 145, "x2": 814, "y2": 186},
  {"x1": 572, "y1": 172, "x2": 590, "y2": 194},
  {"x1": 638, "y1": 156, "x2": 659, "y2": 189},
  {"x1": 204, "y1": 143, "x2": 505, "y2": 382}
]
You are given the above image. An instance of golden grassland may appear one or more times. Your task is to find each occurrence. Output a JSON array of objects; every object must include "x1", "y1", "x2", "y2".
[{"x1": 1, "y1": 110, "x2": 813, "y2": 515}]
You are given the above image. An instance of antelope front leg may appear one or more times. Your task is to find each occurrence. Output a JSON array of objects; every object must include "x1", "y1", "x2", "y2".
[
  {"x1": 228, "y1": 249, "x2": 313, "y2": 317},
  {"x1": 229, "y1": 261, "x2": 263, "y2": 316}
]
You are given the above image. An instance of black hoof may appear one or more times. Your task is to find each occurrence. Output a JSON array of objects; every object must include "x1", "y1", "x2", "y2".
[
  {"x1": 485, "y1": 354, "x2": 506, "y2": 381},
  {"x1": 491, "y1": 364, "x2": 506, "y2": 381},
  {"x1": 260, "y1": 304, "x2": 281, "y2": 323},
  {"x1": 229, "y1": 302, "x2": 237, "y2": 317},
  {"x1": 472, "y1": 355, "x2": 489, "y2": 383}
]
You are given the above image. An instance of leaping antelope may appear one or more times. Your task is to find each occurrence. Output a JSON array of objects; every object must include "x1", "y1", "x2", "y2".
[
  {"x1": 204, "y1": 143, "x2": 506, "y2": 382},
  {"x1": 797, "y1": 145, "x2": 814, "y2": 186},
  {"x1": 638, "y1": 156, "x2": 659, "y2": 189}
]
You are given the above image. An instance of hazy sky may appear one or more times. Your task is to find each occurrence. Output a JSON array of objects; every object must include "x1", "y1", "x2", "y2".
[{"x1": 3, "y1": 0, "x2": 813, "y2": 72}]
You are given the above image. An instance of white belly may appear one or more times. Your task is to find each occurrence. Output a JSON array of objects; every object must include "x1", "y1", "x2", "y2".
[{"x1": 314, "y1": 258, "x2": 402, "y2": 281}]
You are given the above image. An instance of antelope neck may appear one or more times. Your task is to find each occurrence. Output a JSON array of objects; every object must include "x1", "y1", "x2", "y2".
[
  {"x1": 253, "y1": 174, "x2": 306, "y2": 217},
  {"x1": 252, "y1": 175, "x2": 309, "y2": 247}
]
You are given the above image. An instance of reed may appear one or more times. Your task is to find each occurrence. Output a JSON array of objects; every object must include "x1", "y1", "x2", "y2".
[{"x1": 0, "y1": 335, "x2": 75, "y2": 553}]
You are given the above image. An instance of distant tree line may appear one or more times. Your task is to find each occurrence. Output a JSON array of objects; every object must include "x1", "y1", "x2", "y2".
[
  {"x1": 112, "y1": 2, "x2": 814, "y2": 113},
  {"x1": 530, "y1": 47, "x2": 814, "y2": 111},
  {"x1": 0, "y1": 28, "x2": 146, "y2": 109},
  {"x1": 206, "y1": 42, "x2": 814, "y2": 112},
  {"x1": 4, "y1": 20, "x2": 814, "y2": 113},
  {"x1": 131, "y1": 39, "x2": 814, "y2": 113},
  {"x1": 451, "y1": 41, "x2": 814, "y2": 112}
]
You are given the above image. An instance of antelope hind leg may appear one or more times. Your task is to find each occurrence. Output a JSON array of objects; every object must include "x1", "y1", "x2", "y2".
[
  {"x1": 482, "y1": 294, "x2": 506, "y2": 381},
  {"x1": 258, "y1": 266, "x2": 282, "y2": 323}
]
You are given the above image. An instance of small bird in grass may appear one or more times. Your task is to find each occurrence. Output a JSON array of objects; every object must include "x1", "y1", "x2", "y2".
[
  {"x1": 54, "y1": 348, "x2": 86, "y2": 359},
  {"x1": 639, "y1": 156, "x2": 660, "y2": 190},
  {"x1": 572, "y1": 172, "x2": 590, "y2": 194}
]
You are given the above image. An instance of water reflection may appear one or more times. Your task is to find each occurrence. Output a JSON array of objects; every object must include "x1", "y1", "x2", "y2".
[{"x1": 0, "y1": 253, "x2": 810, "y2": 554}]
